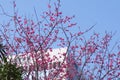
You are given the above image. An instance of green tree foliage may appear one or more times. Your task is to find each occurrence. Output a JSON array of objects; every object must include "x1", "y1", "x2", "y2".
[{"x1": 0, "y1": 42, "x2": 23, "y2": 80}]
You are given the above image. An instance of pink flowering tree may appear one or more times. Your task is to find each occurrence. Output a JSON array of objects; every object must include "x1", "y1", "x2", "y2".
[{"x1": 0, "y1": 0, "x2": 120, "y2": 80}]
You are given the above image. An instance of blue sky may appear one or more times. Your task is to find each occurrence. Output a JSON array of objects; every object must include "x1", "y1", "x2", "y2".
[
  {"x1": 60, "y1": 0, "x2": 120, "y2": 33},
  {"x1": 64, "y1": 1, "x2": 120, "y2": 29},
  {"x1": 0, "y1": 0, "x2": 120, "y2": 40}
]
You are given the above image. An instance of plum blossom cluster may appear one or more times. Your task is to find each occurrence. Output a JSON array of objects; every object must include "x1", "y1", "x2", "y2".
[{"x1": 0, "y1": 0, "x2": 120, "y2": 80}]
